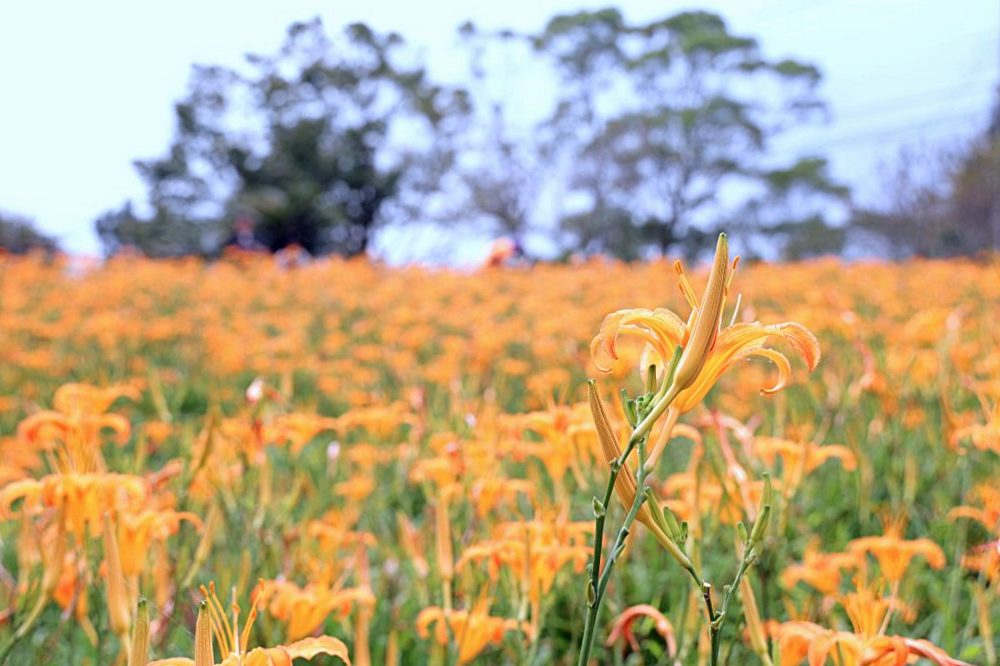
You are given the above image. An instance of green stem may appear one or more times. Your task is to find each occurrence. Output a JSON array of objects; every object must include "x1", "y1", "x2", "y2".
[
  {"x1": 578, "y1": 454, "x2": 624, "y2": 665},
  {"x1": 579, "y1": 348, "x2": 684, "y2": 665},
  {"x1": 578, "y1": 438, "x2": 650, "y2": 665},
  {"x1": 708, "y1": 547, "x2": 757, "y2": 665},
  {"x1": 0, "y1": 590, "x2": 49, "y2": 664}
]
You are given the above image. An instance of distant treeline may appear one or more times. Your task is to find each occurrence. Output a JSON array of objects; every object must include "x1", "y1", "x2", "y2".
[{"x1": 4, "y1": 9, "x2": 998, "y2": 260}]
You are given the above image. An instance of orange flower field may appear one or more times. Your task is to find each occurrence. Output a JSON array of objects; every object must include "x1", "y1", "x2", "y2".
[{"x1": 0, "y1": 249, "x2": 996, "y2": 664}]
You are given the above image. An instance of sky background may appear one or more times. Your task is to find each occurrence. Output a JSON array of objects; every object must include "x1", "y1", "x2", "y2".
[{"x1": 0, "y1": 0, "x2": 997, "y2": 260}]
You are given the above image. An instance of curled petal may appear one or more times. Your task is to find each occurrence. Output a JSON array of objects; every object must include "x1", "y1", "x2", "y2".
[
  {"x1": 53, "y1": 383, "x2": 139, "y2": 415},
  {"x1": 807, "y1": 632, "x2": 864, "y2": 666},
  {"x1": 813, "y1": 445, "x2": 857, "y2": 471},
  {"x1": 0, "y1": 478, "x2": 42, "y2": 517},
  {"x1": 416, "y1": 607, "x2": 448, "y2": 642},
  {"x1": 17, "y1": 412, "x2": 73, "y2": 447},
  {"x1": 591, "y1": 309, "x2": 686, "y2": 373},
  {"x1": 606, "y1": 604, "x2": 676, "y2": 656},
  {"x1": 772, "y1": 322, "x2": 821, "y2": 371},
  {"x1": 948, "y1": 506, "x2": 990, "y2": 529},
  {"x1": 910, "y1": 538, "x2": 947, "y2": 569},
  {"x1": 902, "y1": 638, "x2": 974, "y2": 665},
  {"x1": 277, "y1": 636, "x2": 351, "y2": 663},
  {"x1": 748, "y1": 348, "x2": 793, "y2": 395}
]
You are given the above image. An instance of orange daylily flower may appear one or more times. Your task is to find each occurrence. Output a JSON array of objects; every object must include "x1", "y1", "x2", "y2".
[
  {"x1": 950, "y1": 484, "x2": 1000, "y2": 582},
  {"x1": 848, "y1": 516, "x2": 946, "y2": 582},
  {"x1": 257, "y1": 579, "x2": 376, "y2": 642},
  {"x1": 0, "y1": 472, "x2": 149, "y2": 537},
  {"x1": 949, "y1": 483, "x2": 1000, "y2": 532},
  {"x1": 149, "y1": 582, "x2": 351, "y2": 666},
  {"x1": 752, "y1": 436, "x2": 856, "y2": 496},
  {"x1": 456, "y1": 517, "x2": 590, "y2": 611},
  {"x1": 769, "y1": 578, "x2": 970, "y2": 665},
  {"x1": 17, "y1": 383, "x2": 138, "y2": 473},
  {"x1": 117, "y1": 507, "x2": 202, "y2": 577},
  {"x1": 605, "y1": 604, "x2": 677, "y2": 658},
  {"x1": 781, "y1": 541, "x2": 861, "y2": 596},
  {"x1": 591, "y1": 237, "x2": 820, "y2": 416},
  {"x1": 262, "y1": 412, "x2": 339, "y2": 454},
  {"x1": 416, "y1": 597, "x2": 527, "y2": 664},
  {"x1": 949, "y1": 379, "x2": 1000, "y2": 453}
]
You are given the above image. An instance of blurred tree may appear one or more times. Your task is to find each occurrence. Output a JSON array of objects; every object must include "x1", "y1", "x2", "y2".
[
  {"x1": 736, "y1": 157, "x2": 851, "y2": 259},
  {"x1": 96, "y1": 203, "x2": 211, "y2": 257},
  {"x1": 451, "y1": 24, "x2": 545, "y2": 250},
  {"x1": 950, "y1": 136, "x2": 1000, "y2": 253},
  {"x1": 525, "y1": 9, "x2": 845, "y2": 259},
  {"x1": 97, "y1": 18, "x2": 469, "y2": 257},
  {"x1": 852, "y1": 131, "x2": 1000, "y2": 258},
  {"x1": 0, "y1": 211, "x2": 58, "y2": 255}
]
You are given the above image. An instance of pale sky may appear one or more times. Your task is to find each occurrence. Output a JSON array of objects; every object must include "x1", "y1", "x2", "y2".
[{"x1": 0, "y1": 0, "x2": 997, "y2": 258}]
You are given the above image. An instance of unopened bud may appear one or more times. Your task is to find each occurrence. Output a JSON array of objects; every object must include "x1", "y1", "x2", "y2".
[
  {"x1": 128, "y1": 598, "x2": 150, "y2": 666},
  {"x1": 749, "y1": 504, "x2": 771, "y2": 548},
  {"x1": 669, "y1": 234, "x2": 729, "y2": 394},
  {"x1": 662, "y1": 505, "x2": 682, "y2": 540}
]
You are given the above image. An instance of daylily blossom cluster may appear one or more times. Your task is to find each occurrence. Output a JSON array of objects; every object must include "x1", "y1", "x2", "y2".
[{"x1": 0, "y1": 248, "x2": 992, "y2": 663}]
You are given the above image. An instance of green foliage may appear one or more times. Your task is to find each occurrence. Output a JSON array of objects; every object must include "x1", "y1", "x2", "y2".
[
  {"x1": 86, "y1": 8, "x2": 858, "y2": 262},
  {"x1": 96, "y1": 18, "x2": 469, "y2": 258},
  {"x1": 852, "y1": 131, "x2": 1000, "y2": 258},
  {"x1": 522, "y1": 8, "x2": 846, "y2": 259},
  {"x1": 95, "y1": 203, "x2": 216, "y2": 257},
  {"x1": 0, "y1": 211, "x2": 58, "y2": 255}
]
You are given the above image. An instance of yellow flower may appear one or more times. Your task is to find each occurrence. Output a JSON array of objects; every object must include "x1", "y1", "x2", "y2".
[
  {"x1": 605, "y1": 604, "x2": 676, "y2": 657},
  {"x1": 591, "y1": 235, "x2": 820, "y2": 416},
  {"x1": 256, "y1": 579, "x2": 376, "y2": 642},
  {"x1": 769, "y1": 577, "x2": 971, "y2": 665},
  {"x1": 781, "y1": 540, "x2": 861, "y2": 595},
  {"x1": 103, "y1": 513, "x2": 131, "y2": 652},
  {"x1": 848, "y1": 515, "x2": 946, "y2": 583},
  {"x1": 416, "y1": 597, "x2": 527, "y2": 665},
  {"x1": 148, "y1": 582, "x2": 351, "y2": 666},
  {"x1": 0, "y1": 472, "x2": 148, "y2": 538}
]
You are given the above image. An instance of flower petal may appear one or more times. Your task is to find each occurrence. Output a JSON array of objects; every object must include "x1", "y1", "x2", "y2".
[
  {"x1": 590, "y1": 308, "x2": 686, "y2": 373},
  {"x1": 748, "y1": 348, "x2": 793, "y2": 395},
  {"x1": 283, "y1": 636, "x2": 352, "y2": 663},
  {"x1": 772, "y1": 322, "x2": 821, "y2": 371}
]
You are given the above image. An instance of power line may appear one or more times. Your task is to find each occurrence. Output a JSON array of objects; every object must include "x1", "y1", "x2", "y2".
[
  {"x1": 784, "y1": 108, "x2": 990, "y2": 155},
  {"x1": 832, "y1": 76, "x2": 996, "y2": 121}
]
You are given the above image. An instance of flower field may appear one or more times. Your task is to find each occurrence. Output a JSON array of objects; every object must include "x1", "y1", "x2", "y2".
[{"x1": 0, "y1": 250, "x2": 996, "y2": 664}]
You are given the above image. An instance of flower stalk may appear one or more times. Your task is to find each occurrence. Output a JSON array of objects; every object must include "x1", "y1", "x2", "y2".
[{"x1": 580, "y1": 233, "x2": 795, "y2": 665}]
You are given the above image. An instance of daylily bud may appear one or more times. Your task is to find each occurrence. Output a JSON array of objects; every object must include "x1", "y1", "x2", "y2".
[
  {"x1": 102, "y1": 513, "x2": 131, "y2": 658},
  {"x1": 669, "y1": 234, "x2": 729, "y2": 394},
  {"x1": 588, "y1": 382, "x2": 695, "y2": 571},
  {"x1": 749, "y1": 504, "x2": 771, "y2": 548},
  {"x1": 435, "y1": 492, "x2": 454, "y2": 582},
  {"x1": 128, "y1": 598, "x2": 150, "y2": 666},
  {"x1": 737, "y1": 520, "x2": 749, "y2": 545},
  {"x1": 749, "y1": 475, "x2": 773, "y2": 548},
  {"x1": 195, "y1": 601, "x2": 214, "y2": 666},
  {"x1": 662, "y1": 505, "x2": 682, "y2": 541}
]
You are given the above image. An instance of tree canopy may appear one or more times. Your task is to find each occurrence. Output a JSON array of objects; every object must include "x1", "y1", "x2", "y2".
[
  {"x1": 852, "y1": 128, "x2": 1000, "y2": 258},
  {"x1": 0, "y1": 211, "x2": 58, "y2": 255},
  {"x1": 90, "y1": 8, "x2": 869, "y2": 261},
  {"x1": 97, "y1": 19, "x2": 469, "y2": 258},
  {"x1": 533, "y1": 9, "x2": 845, "y2": 258}
]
